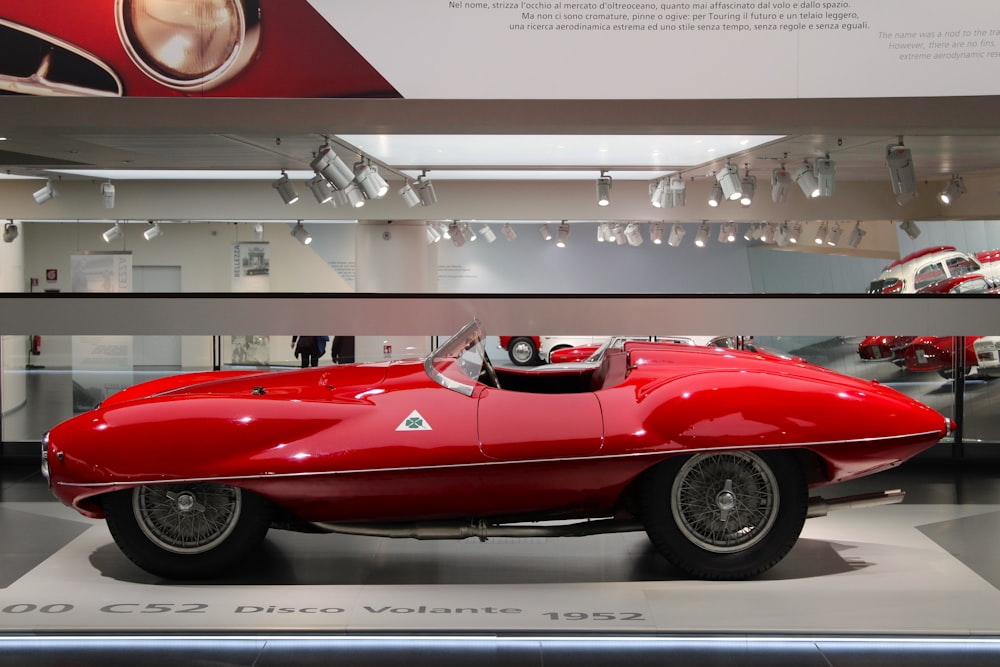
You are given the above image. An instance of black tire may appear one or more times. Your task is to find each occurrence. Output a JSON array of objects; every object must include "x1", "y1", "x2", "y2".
[
  {"x1": 639, "y1": 450, "x2": 807, "y2": 580},
  {"x1": 104, "y1": 483, "x2": 272, "y2": 579},
  {"x1": 508, "y1": 336, "x2": 541, "y2": 366}
]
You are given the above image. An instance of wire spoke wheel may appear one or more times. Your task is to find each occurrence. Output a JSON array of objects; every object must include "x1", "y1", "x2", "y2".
[
  {"x1": 670, "y1": 452, "x2": 779, "y2": 553},
  {"x1": 133, "y1": 483, "x2": 242, "y2": 554}
]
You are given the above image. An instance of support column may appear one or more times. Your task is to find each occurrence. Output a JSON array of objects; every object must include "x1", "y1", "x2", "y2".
[
  {"x1": 353, "y1": 220, "x2": 437, "y2": 361},
  {"x1": 1, "y1": 222, "x2": 27, "y2": 437}
]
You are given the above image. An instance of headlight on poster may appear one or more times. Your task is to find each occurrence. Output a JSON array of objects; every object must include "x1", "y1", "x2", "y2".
[{"x1": 116, "y1": 0, "x2": 259, "y2": 89}]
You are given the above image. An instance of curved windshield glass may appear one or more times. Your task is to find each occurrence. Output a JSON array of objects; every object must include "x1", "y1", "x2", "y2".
[{"x1": 424, "y1": 319, "x2": 488, "y2": 396}]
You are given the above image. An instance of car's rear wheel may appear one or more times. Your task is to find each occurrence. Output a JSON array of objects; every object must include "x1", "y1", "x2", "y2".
[
  {"x1": 640, "y1": 451, "x2": 807, "y2": 580},
  {"x1": 104, "y1": 483, "x2": 272, "y2": 579},
  {"x1": 508, "y1": 336, "x2": 540, "y2": 366}
]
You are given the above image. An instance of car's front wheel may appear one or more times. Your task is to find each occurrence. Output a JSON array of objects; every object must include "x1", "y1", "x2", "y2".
[
  {"x1": 507, "y1": 336, "x2": 540, "y2": 366},
  {"x1": 639, "y1": 451, "x2": 806, "y2": 580},
  {"x1": 104, "y1": 483, "x2": 272, "y2": 579}
]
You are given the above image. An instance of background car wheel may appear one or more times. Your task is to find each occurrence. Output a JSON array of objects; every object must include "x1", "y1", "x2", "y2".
[
  {"x1": 104, "y1": 483, "x2": 272, "y2": 579},
  {"x1": 508, "y1": 336, "x2": 541, "y2": 366},
  {"x1": 639, "y1": 451, "x2": 807, "y2": 580}
]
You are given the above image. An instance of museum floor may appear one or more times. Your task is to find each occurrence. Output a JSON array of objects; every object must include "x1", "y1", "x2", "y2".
[{"x1": 2, "y1": 454, "x2": 1000, "y2": 665}]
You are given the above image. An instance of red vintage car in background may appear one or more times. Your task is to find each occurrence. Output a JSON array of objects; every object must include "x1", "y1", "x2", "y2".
[
  {"x1": 902, "y1": 335, "x2": 984, "y2": 379},
  {"x1": 44, "y1": 320, "x2": 952, "y2": 582},
  {"x1": 549, "y1": 335, "x2": 738, "y2": 364},
  {"x1": 0, "y1": 0, "x2": 397, "y2": 97}
]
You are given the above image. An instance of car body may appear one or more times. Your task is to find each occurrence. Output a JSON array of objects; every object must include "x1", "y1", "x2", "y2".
[
  {"x1": 867, "y1": 246, "x2": 983, "y2": 294},
  {"x1": 498, "y1": 335, "x2": 611, "y2": 365},
  {"x1": 43, "y1": 319, "x2": 953, "y2": 581},
  {"x1": 902, "y1": 335, "x2": 983, "y2": 378},
  {"x1": 973, "y1": 336, "x2": 1000, "y2": 377},
  {"x1": 857, "y1": 335, "x2": 917, "y2": 365},
  {"x1": 549, "y1": 335, "x2": 738, "y2": 364},
  {"x1": 0, "y1": 0, "x2": 397, "y2": 97}
]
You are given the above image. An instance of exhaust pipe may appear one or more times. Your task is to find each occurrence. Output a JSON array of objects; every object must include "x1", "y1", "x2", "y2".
[{"x1": 807, "y1": 489, "x2": 905, "y2": 518}]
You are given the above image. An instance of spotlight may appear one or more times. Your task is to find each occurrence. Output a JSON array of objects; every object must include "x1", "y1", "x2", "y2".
[
  {"x1": 253, "y1": 223, "x2": 264, "y2": 241},
  {"x1": 814, "y1": 156, "x2": 836, "y2": 197},
  {"x1": 101, "y1": 181, "x2": 116, "y2": 208},
  {"x1": 398, "y1": 182, "x2": 421, "y2": 207},
  {"x1": 425, "y1": 223, "x2": 441, "y2": 244},
  {"x1": 773, "y1": 223, "x2": 789, "y2": 247},
  {"x1": 771, "y1": 167, "x2": 791, "y2": 203},
  {"x1": 2, "y1": 221, "x2": 17, "y2": 243},
  {"x1": 416, "y1": 175, "x2": 437, "y2": 206},
  {"x1": 900, "y1": 219, "x2": 922, "y2": 240},
  {"x1": 102, "y1": 223, "x2": 122, "y2": 243},
  {"x1": 142, "y1": 221, "x2": 163, "y2": 240},
  {"x1": 716, "y1": 163, "x2": 742, "y2": 201},
  {"x1": 794, "y1": 162, "x2": 820, "y2": 198},
  {"x1": 308, "y1": 175, "x2": 334, "y2": 204},
  {"x1": 814, "y1": 221, "x2": 828, "y2": 245},
  {"x1": 612, "y1": 223, "x2": 626, "y2": 245},
  {"x1": 886, "y1": 142, "x2": 917, "y2": 204},
  {"x1": 310, "y1": 146, "x2": 354, "y2": 189},
  {"x1": 718, "y1": 222, "x2": 736, "y2": 243},
  {"x1": 694, "y1": 222, "x2": 711, "y2": 248},
  {"x1": 759, "y1": 223, "x2": 770, "y2": 243},
  {"x1": 597, "y1": 223, "x2": 608, "y2": 242},
  {"x1": 650, "y1": 179, "x2": 669, "y2": 208},
  {"x1": 826, "y1": 222, "x2": 843, "y2": 246},
  {"x1": 290, "y1": 221, "x2": 312, "y2": 245},
  {"x1": 744, "y1": 224, "x2": 756, "y2": 241},
  {"x1": 556, "y1": 221, "x2": 571, "y2": 248},
  {"x1": 438, "y1": 222, "x2": 451, "y2": 239},
  {"x1": 650, "y1": 222, "x2": 665, "y2": 244},
  {"x1": 668, "y1": 223, "x2": 686, "y2": 247},
  {"x1": 739, "y1": 174, "x2": 756, "y2": 207},
  {"x1": 670, "y1": 176, "x2": 686, "y2": 207},
  {"x1": 344, "y1": 183, "x2": 366, "y2": 208},
  {"x1": 354, "y1": 162, "x2": 389, "y2": 199},
  {"x1": 32, "y1": 180, "x2": 57, "y2": 204},
  {"x1": 502, "y1": 223, "x2": 517, "y2": 241},
  {"x1": 848, "y1": 222, "x2": 866, "y2": 248},
  {"x1": 707, "y1": 182, "x2": 723, "y2": 207},
  {"x1": 328, "y1": 189, "x2": 350, "y2": 207},
  {"x1": 938, "y1": 175, "x2": 966, "y2": 205},
  {"x1": 596, "y1": 172, "x2": 612, "y2": 207},
  {"x1": 539, "y1": 223, "x2": 553, "y2": 241},
  {"x1": 449, "y1": 221, "x2": 465, "y2": 247},
  {"x1": 461, "y1": 222, "x2": 477, "y2": 242},
  {"x1": 624, "y1": 222, "x2": 643, "y2": 247},
  {"x1": 273, "y1": 171, "x2": 299, "y2": 205},
  {"x1": 479, "y1": 224, "x2": 497, "y2": 243},
  {"x1": 787, "y1": 222, "x2": 802, "y2": 244}
]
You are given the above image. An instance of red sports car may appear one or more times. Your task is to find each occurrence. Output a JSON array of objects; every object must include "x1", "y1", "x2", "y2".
[
  {"x1": 0, "y1": 0, "x2": 397, "y2": 97},
  {"x1": 902, "y1": 335, "x2": 983, "y2": 378},
  {"x1": 43, "y1": 320, "x2": 952, "y2": 581},
  {"x1": 857, "y1": 335, "x2": 917, "y2": 366}
]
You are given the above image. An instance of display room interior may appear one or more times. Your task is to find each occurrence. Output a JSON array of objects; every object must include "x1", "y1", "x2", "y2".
[{"x1": 4, "y1": 0, "x2": 1000, "y2": 663}]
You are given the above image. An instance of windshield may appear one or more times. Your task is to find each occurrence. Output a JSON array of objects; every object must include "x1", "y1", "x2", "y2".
[{"x1": 424, "y1": 319, "x2": 489, "y2": 396}]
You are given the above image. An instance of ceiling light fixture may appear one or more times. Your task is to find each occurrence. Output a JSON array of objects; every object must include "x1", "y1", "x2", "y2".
[
  {"x1": 899, "y1": 219, "x2": 922, "y2": 240},
  {"x1": 344, "y1": 183, "x2": 366, "y2": 208},
  {"x1": 707, "y1": 181, "x2": 723, "y2": 207},
  {"x1": 32, "y1": 179, "x2": 57, "y2": 204},
  {"x1": 502, "y1": 222, "x2": 517, "y2": 241},
  {"x1": 848, "y1": 222, "x2": 866, "y2": 248},
  {"x1": 449, "y1": 221, "x2": 465, "y2": 247},
  {"x1": 539, "y1": 223, "x2": 553, "y2": 241},
  {"x1": 826, "y1": 222, "x2": 843, "y2": 246},
  {"x1": 624, "y1": 222, "x2": 643, "y2": 247},
  {"x1": 461, "y1": 222, "x2": 477, "y2": 242},
  {"x1": 938, "y1": 175, "x2": 966, "y2": 205},
  {"x1": 771, "y1": 166, "x2": 791, "y2": 203},
  {"x1": 773, "y1": 223, "x2": 789, "y2": 247},
  {"x1": 102, "y1": 222, "x2": 122, "y2": 243},
  {"x1": 650, "y1": 221, "x2": 665, "y2": 245},
  {"x1": 650, "y1": 179, "x2": 669, "y2": 208},
  {"x1": 694, "y1": 222, "x2": 711, "y2": 247},
  {"x1": 308, "y1": 174, "x2": 335, "y2": 204},
  {"x1": 143, "y1": 221, "x2": 163, "y2": 240},
  {"x1": 739, "y1": 170, "x2": 756, "y2": 207},
  {"x1": 814, "y1": 155, "x2": 836, "y2": 197},
  {"x1": 612, "y1": 223, "x2": 626, "y2": 245},
  {"x1": 794, "y1": 162, "x2": 820, "y2": 198},
  {"x1": 886, "y1": 139, "x2": 917, "y2": 205},
  {"x1": 814, "y1": 221, "x2": 828, "y2": 245},
  {"x1": 759, "y1": 223, "x2": 770, "y2": 243},
  {"x1": 597, "y1": 222, "x2": 608, "y2": 242},
  {"x1": 787, "y1": 222, "x2": 802, "y2": 244},
  {"x1": 290, "y1": 221, "x2": 312, "y2": 245},
  {"x1": 253, "y1": 223, "x2": 264, "y2": 241},
  {"x1": 718, "y1": 222, "x2": 737, "y2": 243},
  {"x1": 716, "y1": 162, "x2": 742, "y2": 201},
  {"x1": 398, "y1": 182, "x2": 421, "y2": 207},
  {"x1": 416, "y1": 173, "x2": 437, "y2": 206},
  {"x1": 2, "y1": 221, "x2": 18, "y2": 243},
  {"x1": 670, "y1": 176, "x2": 686, "y2": 207},
  {"x1": 425, "y1": 222, "x2": 442, "y2": 244},
  {"x1": 667, "y1": 223, "x2": 686, "y2": 247},
  {"x1": 596, "y1": 171, "x2": 612, "y2": 207},
  {"x1": 354, "y1": 161, "x2": 389, "y2": 200},
  {"x1": 310, "y1": 145, "x2": 354, "y2": 189},
  {"x1": 479, "y1": 224, "x2": 497, "y2": 243},
  {"x1": 101, "y1": 181, "x2": 116, "y2": 208},
  {"x1": 273, "y1": 171, "x2": 299, "y2": 205},
  {"x1": 556, "y1": 221, "x2": 571, "y2": 248}
]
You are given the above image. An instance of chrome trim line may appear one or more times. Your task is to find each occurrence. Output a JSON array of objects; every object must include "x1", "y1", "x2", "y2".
[{"x1": 55, "y1": 429, "x2": 944, "y2": 489}]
